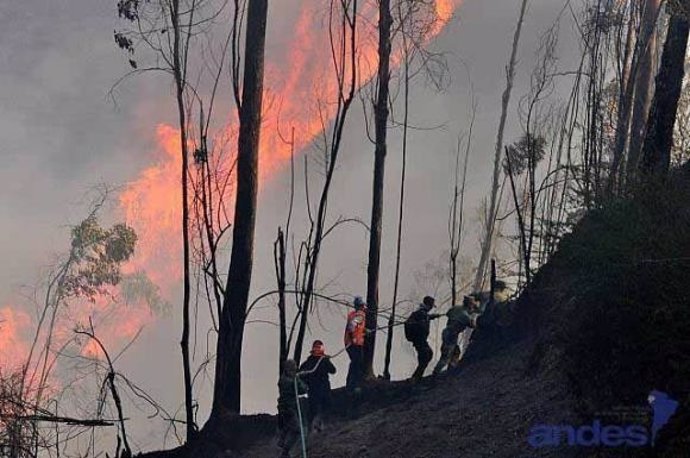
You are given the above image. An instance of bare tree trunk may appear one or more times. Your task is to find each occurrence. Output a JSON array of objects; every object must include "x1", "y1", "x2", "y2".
[
  {"x1": 450, "y1": 107, "x2": 473, "y2": 306},
  {"x1": 473, "y1": 0, "x2": 528, "y2": 292},
  {"x1": 627, "y1": 0, "x2": 661, "y2": 179},
  {"x1": 364, "y1": 0, "x2": 393, "y2": 378},
  {"x1": 170, "y1": 0, "x2": 195, "y2": 442},
  {"x1": 275, "y1": 129, "x2": 294, "y2": 374},
  {"x1": 212, "y1": 0, "x2": 269, "y2": 417},
  {"x1": 640, "y1": 10, "x2": 689, "y2": 178},
  {"x1": 383, "y1": 20, "x2": 409, "y2": 380},
  {"x1": 274, "y1": 228, "x2": 288, "y2": 374},
  {"x1": 505, "y1": 146, "x2": 530, "y2": 284},
  {"x1": 292, "y1": 0, "x2": 359, "y2": 365},
  {"x1": 610, "y1": 3, "x2": 636, "y2": 194}
]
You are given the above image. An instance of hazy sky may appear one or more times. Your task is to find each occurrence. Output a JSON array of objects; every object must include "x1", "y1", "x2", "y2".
[{"x1": 0, "y1": 0, "x2": 580, "y2": 452}]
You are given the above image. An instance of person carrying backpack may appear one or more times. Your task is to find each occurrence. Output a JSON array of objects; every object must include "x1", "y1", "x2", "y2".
[
  {"x1": 405, "y1": 296, "x2": 441, "y2": 380},
  {"x1": 299, "y1": 340, "x2": 336, "y2": 432}
]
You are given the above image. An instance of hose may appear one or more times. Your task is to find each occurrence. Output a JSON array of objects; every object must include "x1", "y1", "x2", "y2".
[{"x1": 294, "y1": 376, "x2": 308, "y2": 458}]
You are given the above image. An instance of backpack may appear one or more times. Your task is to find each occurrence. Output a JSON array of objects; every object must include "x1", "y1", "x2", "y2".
[{"x1": 404, "y1": 311, "x2": 424, "y2": 342}]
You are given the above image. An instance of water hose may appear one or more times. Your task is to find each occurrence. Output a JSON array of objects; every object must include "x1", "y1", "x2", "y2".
[{"x1": 294, "y1": 376, "x2": 308, "y2": 458}]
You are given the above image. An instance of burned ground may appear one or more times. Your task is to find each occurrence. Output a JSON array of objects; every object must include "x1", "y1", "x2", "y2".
[{"x1": 140, "y1": 171, "x2": 690, "y2": 458}]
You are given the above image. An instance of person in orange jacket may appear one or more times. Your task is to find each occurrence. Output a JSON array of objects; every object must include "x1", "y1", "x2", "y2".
[{"x1": 344, "y1": 296, "x2": 366, "y2": 391}]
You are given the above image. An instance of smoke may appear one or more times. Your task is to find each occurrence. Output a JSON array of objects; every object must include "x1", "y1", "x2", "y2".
[{"x1": 118, "y1": 0, "x2": 463, "y2": 300}]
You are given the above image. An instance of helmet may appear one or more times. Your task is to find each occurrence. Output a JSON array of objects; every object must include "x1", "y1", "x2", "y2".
[
  {"x1": 423, "y1": 296, "x2": 435, "y2": 308},
  {"x1": 353, "y1": 296, "x2": 365, "y2": 309}
]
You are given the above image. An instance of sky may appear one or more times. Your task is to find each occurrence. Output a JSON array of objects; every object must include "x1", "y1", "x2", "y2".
[{"x1": 0, "y1": 0, "x2": 580, "y2": 452}]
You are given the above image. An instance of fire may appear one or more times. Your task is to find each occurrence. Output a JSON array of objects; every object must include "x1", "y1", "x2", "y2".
[
  {"x1": 119, "y1": 1, "x2": 462, "y2": 299},
  {"x1": 119, "y1": 124, "x2": 183, "y2": 293},
  {"x1": 0, "y1": 306, "x2": 31, "y2": 370},
  {"x1": 0, "y1": 0, "x2": 462, "y2": 420},
  {"x1": 78, "y1": 295, "x2": 154, "y2": 358}
]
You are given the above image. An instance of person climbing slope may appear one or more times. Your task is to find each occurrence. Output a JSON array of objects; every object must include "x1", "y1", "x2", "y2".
[
  {"x1": 344, "y1": 296, "x2": 367, "y2": 391},
  {"x1": 277, "y1": 359, "x2": 308, "y2": 458},
  {"x1": 404, "y1": 296, "x2": 441, "y2": 380},
  {"x1": 432, "y1": 295, "x2": 479, "y2": 375},
  {"x1": 299, "y1": 340, "x2": 336, "y2": 432}
]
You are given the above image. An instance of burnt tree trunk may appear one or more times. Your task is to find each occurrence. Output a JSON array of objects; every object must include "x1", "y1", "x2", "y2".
[
  {"x1": 383, "y1": 23, "x2": 411, "y2": 380},
  {"x1": 274, "y1": 228, "x2": 288, "y2": 374},
  {"x1": 291, "y1": 0, "x2": 358, "y2": 365},
  {"x1": 640, "y1": 10, "x2": 689, "y2": 178},
  {"x1": 170, "y1": 0, "x2": 195, "y2": 442},
  {"x1": 364, "y1": 0, "x2": 392, "y2": 378},
  {"x1": 211, "y1": 0, "x2": 269, "y2": 417}
]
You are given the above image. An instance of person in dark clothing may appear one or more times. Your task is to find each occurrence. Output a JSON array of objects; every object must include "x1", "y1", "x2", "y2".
[
  {"x1": 433, "y1": 295, "x2": 479, "y2": 375},
  {"x1": 277, "y1": 359, "x2": 308, "y2": 458},
  {"x1": 405, "y1": 296, "x2": 441, "y2": 380},
  {"x1": 299, "y1": 340, "x2": 336, "y2": 432}
]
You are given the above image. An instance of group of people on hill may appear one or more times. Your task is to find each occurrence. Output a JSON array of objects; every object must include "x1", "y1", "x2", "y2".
[
  {"x1": 405, "y1": 294, "x2": 483, "y2": 379},
  {"x1": 276, "y1": 288, "x2": 507, "y2": 457}
]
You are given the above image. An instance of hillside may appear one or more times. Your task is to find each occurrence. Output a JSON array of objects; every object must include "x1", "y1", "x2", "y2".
[{"x1": 140, "y1": 170, "x2": 690, "y2": 458}]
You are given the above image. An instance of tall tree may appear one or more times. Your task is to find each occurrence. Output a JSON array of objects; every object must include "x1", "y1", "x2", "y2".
[
  {"x1": 383, "y1": 1, "x2": 411, "y2": 381},
  {"x1": 169, "y1": 0, "x2": 195, "y2": 442},
  {"x1": 640, "y1": 2, "x2": 689, "y2": 177},
  {"x1": 473, "y1": 0, "x2": 528, "y2": 292},
  {"x1": 292, "y1": 0, "x2": 360, "y2": 365},
  {"x1": 610, "y1": 1, "x2": 638, "y2": 193},
  {"x1": 364, "y1": 0, "x2": 393, "y2": 377},
  {"x1": 212, "y1": 0, "x2": 269, "y2": 416},
  {"x1": 627, "y1": 0, "x2": 662, "y2": 179},
  {"x1": 114, "y1": 0, "x2": 209, "y2": 441}
]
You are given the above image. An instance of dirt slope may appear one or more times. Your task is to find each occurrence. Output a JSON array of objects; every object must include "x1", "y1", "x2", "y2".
[
  {"x1": 142, "y1": 170, "x2": 690, "y2": 458},
  {"x1": 238, "y1": 339, "x2": 579, "y2": 458}
]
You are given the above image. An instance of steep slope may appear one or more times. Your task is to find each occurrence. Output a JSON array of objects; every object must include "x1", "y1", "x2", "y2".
[
  {"x1": 239, "y1": 340, "x2": 579, "y2": 458},
  {"x1": 236, "y1": 173, "x2": 690, "y2": 458},
  {"x1": 141, "y1": 170, "x2": 690, "y2": 458}
]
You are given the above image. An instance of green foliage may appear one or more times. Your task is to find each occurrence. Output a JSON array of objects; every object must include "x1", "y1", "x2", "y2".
[
  {"x1": 62, "y1": 216, "x2": 137, "y2": 301},
  {"x1": 503, "y1": 134, "x2": 546, "y2": 176},
  {"x1": 549, "y1": 176, "x2": 690, "y2": 442},
  {"x1": 119, "y1": 271, "x2": 171, "y2": 317},
  {"x1": 117, "y1": 0, "x2": 142, "y2": 21}
]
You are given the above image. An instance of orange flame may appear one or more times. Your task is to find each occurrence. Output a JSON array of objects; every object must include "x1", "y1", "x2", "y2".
[
  {"x1": 119, "y1": 1, "x2": 461, "y2": 299},
  {"x1": 0, "y1": 306, "x2": 31, "y2": 370}
]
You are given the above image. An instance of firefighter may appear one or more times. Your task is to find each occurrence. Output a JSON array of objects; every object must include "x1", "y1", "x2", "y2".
[
  {"x1": 299, "y1": 340, "x2": 336, "y2": 432},
  {"x1": 432, "y1": 295, "x2": 479, "y2": 375},
  {"x1": 344, "y1": 296, "x2": 367, "y2": 391},
  {"x1": 404, "y1": 296, "x2": 442, "y2": 380},
  {"x1": 277, "y1": 359, "x2": 308, "y2": 458}
]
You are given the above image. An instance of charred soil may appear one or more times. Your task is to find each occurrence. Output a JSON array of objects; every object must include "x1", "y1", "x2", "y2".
[{"x1": 140, "y1": 170, "x2": 690, "y2": 458}]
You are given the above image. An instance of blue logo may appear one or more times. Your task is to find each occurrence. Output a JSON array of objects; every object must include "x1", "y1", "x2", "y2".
[
  {"x1": 528, "y1": 391, "x2": 678, "y2": 448},
  {"x1": 648, "y1": 390, "x2": 679, "y2": 446}
]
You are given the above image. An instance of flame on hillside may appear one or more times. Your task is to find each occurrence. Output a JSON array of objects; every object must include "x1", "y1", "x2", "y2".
[
  {"x1": 119, "y1": 1, "x2": 462, "y2": 297},
  {"x1": 0, "y1": 0, "x2": 461, "y2": 409}
]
